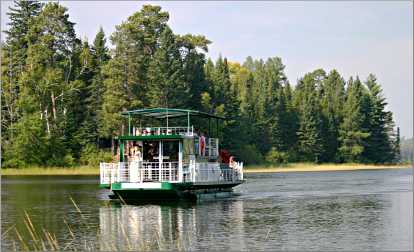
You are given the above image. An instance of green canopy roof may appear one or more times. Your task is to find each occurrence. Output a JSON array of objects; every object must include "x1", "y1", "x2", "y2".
[{"x1": 121, "y1": 108, "x2": 225, "y2": 120}]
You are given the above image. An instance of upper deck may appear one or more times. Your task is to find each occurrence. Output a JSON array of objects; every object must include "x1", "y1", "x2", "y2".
[{"x1": 121, "y1": 108, "x2": 224, "y2": 138}]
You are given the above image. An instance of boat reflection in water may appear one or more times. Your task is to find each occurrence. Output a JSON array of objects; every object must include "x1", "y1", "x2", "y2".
[{"x1": 99, "y1": 198, "x2": 246, "y2": 251}]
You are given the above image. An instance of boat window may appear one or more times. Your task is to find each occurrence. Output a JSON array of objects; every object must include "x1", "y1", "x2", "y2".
[
  {"x1": 162, "y1": 140, "x2": 179, "y2": 162},
  {"x1": 143, "y1": 141, "x2": 159, "y2": 162}
]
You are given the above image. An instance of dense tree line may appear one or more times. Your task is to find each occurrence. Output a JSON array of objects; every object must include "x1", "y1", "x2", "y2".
[{"x1": 1, "y1": 2, "x2": 400, "y2": 167}]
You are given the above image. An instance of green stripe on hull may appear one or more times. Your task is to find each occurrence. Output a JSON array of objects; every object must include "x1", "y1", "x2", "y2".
[{"x1": 108, "y1": 181, "x2": 244, "y2": 201}]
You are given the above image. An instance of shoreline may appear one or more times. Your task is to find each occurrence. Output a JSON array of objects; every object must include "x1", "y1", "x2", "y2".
[
  {"x1": 244, "y1": 164, "x2": 412, "y2": 173},
  {"x1": 1, "y1": 167, "x2": 99, "y2": 176},
  {"x1": 1, "y1": 163, "x2": 411, "y2": 176}
]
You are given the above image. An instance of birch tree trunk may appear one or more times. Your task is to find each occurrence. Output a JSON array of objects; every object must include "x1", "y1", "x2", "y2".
[{"x1": 51, "y1": 91, "x2": 57, "y2": 120}]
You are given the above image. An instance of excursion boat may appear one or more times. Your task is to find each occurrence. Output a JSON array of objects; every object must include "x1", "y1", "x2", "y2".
[{"x1": 99, "y1": 108, "x2": 244, "y2": 201}]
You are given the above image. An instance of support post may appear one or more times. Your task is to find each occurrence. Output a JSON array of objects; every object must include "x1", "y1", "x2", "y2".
[
  {"x1": 208, "y1": 118, "x2": 211, "y2": 137},
  {"x1": 216, "y1": 119, "x2": 219, "y2": 138},
  {"x1": 169, "y1": 162, "x2": 172, "y2": 181},
  {"x1": 128, "y1": 114, "x2": 131, "y2": 136},
  {"x1": 178, "y1": 141, "x2": 183, "y2": 182},
  {"x1": 187, "y1": 111, "x2": 190, "y2": 134},
  {"x1": 120, "y1": 140, "x2": 124, "y2": 162},
  {"x1": 166, "y1": 108, "x2": 169, "y2": 129},
  {"x1": 159, "y1": 141, "x2": 162, "y2": 182}
]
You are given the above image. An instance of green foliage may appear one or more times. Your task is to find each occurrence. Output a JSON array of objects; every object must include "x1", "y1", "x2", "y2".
[
  {"x1": 80, "y1": 145, "x2": 112, "y2": 167},
  {"x1": 3, "y1": 114, "x2": 46, "y2": 167},
  {"x1": 236, "y1": 145, "x2": 264, "y2": 165},
  {"x1": 147, "y1": 27, "x2": 188, "y2": 107},
  {"x1": 295, "y1": 71, "x2": 324, "y2": 163},
  {"x1": 1, "y1": 2, "x2": 400, "y2": 167},
  {"x1": 338, "y1": 77, "x2": 370, "y2": 162},
  {"x1": 319, "y1": 70, "x2": 345, "y2": 161},
  {"x1": 265, "y1": 148, "x2": 289, "y2": 164},
  {"x1": 362, "y1": 74, "x2": 396, "y2": 163}
]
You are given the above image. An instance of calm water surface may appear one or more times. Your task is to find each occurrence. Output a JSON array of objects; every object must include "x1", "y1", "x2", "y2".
[{"x1": 2, "y1": 168, "x2": 413, "y2": 251}]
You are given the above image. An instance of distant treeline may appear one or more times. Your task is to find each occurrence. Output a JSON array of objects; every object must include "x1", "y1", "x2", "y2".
[
  {"x1": 1, "y1": 1, "x2": 401, "y2": 167},
  {"x1": 400, "y1": 138, "x2": 413, "y2": 163}
]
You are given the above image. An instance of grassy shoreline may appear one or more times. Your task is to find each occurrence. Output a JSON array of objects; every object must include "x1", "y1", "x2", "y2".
[
  {"x1": 244, "y1": 163, "x2": 412, "y2": 173},
  {"x1": 1, "y1": 166, "x2": 99, "y2": 176},
  {"x1": 1, "y1": 163, "x2": 411, "y2": 176}
]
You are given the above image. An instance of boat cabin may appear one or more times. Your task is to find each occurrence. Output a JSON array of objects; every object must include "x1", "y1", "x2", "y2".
[{"x1": 100, "y1": 108, "x2": 243, "y2": 192}]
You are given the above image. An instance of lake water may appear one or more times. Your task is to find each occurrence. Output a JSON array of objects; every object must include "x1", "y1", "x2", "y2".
[{"x1": 2, "y1": 168, "x2": 413, "y2": 251}]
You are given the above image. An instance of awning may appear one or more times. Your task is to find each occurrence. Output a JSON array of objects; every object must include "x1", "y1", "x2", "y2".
[{"x1": 121, "y1": 108, "x2": 225, "y2": 120}]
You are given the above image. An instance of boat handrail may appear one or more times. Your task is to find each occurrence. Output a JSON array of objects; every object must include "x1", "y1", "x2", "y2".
[
  {"x1": 100, "y1": 161, "x2": 243, "y2": 185},
  {"x1": 131, "y1": 126, "x2": 194, "y2": 136}
]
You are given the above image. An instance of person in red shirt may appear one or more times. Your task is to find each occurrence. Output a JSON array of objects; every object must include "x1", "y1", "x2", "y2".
[{"x1": 219, "y1": 149, "x2": 231, "y2": 164}]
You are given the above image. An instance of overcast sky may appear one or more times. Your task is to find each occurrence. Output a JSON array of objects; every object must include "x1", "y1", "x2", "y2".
[{"x1": 1, "y1": 1, "x2": 413, "y2": 137}]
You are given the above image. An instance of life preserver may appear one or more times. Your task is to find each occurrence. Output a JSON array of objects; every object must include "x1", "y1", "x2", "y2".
[{"x1": 200, "y1": 136, "x2": 206, "y2": 155}]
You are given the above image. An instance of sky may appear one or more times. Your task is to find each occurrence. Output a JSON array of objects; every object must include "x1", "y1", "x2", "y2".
[{"x1": 1, "y1": 1, "x2": 413, "y2": 137}]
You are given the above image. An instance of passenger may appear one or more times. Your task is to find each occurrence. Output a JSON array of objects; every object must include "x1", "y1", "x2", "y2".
[
  {"x1": 133, "y1": 146, "x2": 142, "y2": 161},
  {"x1": 200, "y1": 133, "x2": 206, "y2": 156},
  {"x1": 219, "y1": 149, "x2": 231, "y2": 164},
  {"x1": 229, "y1": 156, "x2": 235, "y2": 167},
  {"x1": 129, "y1": 144, "x2": 135, "y2": 157}
]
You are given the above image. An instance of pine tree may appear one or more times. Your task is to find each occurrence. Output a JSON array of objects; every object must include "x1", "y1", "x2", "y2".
[
  {"x1": 282, "y1": 82, "x2": 299, "y2": 159},
  {"x1": 295, "y1": 71, "x2": 325, "y2": 162},
  {"x1": 17, "y1": 2, "x2": 79, "y2": 164},
  {"x1": 92, "y1": 27, "x2": 110, "y2": 67},
  {"x1": 76, "y1": 28, "x2": 111, "y2": 148},
  {"x1": 394, "y1": 127, "x2": 401, "y2": 163},
  {"x1": 362, "y1": 74, "x2": 396, "y2": 163},
  {"x1": 72, "y1": 40, "x2": 97, "y2": 151},
  {"x1": 100, "y1": 5, "x2": 170, "y2": 151},
  {"x1": 1, "y1": 0, "x2": 42, "y2": 153},
  {"x1": 5, "y1": 0, "x2": 42, "y2": 72},
  {"x1": 221, "y1": 58, "x2": 242, "y2": 152},
  {"x1": 147, "y1": 27, "x2": 188, "y2": 108},
  {"x1": 177, "y1": 34, "x2": 211, "y2": 110},
  {"x1": 257, "y1": 57, "x2": 290, "y2": 155},
  {"x1": 320, "y1": 70, "x2": 345, "y2": 162},
  {"x1": 338, "y1": 77, "x2": 370, "y2": 162}
]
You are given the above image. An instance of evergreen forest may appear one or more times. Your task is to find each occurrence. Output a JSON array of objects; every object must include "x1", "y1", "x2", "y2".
[{"x1": 1, "y1": 2, "x2": 401, "y2": 168}]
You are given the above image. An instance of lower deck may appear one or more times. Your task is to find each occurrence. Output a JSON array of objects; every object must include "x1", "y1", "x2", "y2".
[{"x1": 109, "y1": 180, "x2": 244, "y2": 201}]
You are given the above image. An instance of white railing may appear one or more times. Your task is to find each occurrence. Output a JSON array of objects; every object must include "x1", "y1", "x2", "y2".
[
  {"x1": 100, "y1": 161, "x2": 180, "y2": 184},
  {"x1": 131, "y1": 126, "x2": 193, "y2": 136},
  {"x1": 188, "y1": 163, "x2": 243, "y2": 183},
  {"x1": 231, "y1": 161, "x2": 244, "y2": 180},
  {"x1": 100, "y1": 163, "x2": 115, "y2": 185},
  {"x1": 100, "y1": 160, "x2": 243, "y2": 185}
]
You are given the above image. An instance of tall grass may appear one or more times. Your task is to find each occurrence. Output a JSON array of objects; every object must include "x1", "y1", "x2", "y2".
[
  {"x1": 245, "y1": 162, "x2": 411, "y2": 172},
  {"x1": 1, "y1": 166, "x2": 99, "y2": 176},
  {"x1": 2, "y1": 197, "x2": 191, "y2": 251}
]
